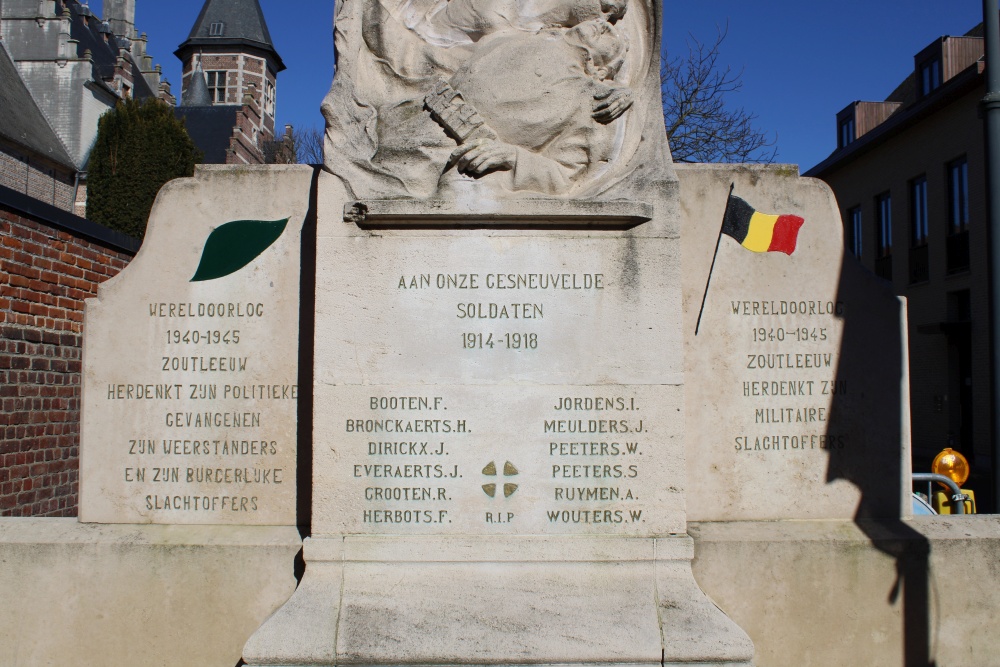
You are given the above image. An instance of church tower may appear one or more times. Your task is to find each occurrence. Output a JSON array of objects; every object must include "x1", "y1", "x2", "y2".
[{"x1": 174, "y1": 0, "x2": 285, "y2": 158}]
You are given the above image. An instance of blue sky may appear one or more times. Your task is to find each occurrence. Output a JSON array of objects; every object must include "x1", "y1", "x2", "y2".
[{"x1": 93, "y1": 0, "x2": 986, "y2": 171}]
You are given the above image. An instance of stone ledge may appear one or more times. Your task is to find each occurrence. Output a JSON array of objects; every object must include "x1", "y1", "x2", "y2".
[
  {"x1": 0, "y1": 518, "x2": 302, "y2": 667},
  {"x1": 0, "y1": 517, "x2": 303, "y2": 545},
  {"x1": 689, "y1": 518, "x2": 1000, "y2": 667},
  {"x1": 343, "y1": 198, "x2": 653, "y2": 228}
]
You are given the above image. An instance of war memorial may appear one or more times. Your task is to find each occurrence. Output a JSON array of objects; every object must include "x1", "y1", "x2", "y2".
[{"x1": 2, "y1": 0, "x2": 999, "y2": 665}]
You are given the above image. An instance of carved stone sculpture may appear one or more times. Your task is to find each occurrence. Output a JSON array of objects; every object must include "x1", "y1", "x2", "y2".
[{"x1": 322, "y1": 0, "x2": 659, "y2": 201}]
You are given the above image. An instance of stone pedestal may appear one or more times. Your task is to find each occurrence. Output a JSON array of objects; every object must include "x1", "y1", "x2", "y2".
[
  {"x1": 243, "y1": 161, "x2": 752, "y2": 664},
  {"x1": 245, "y1": 535, "x2": 751, "y2": 666}
]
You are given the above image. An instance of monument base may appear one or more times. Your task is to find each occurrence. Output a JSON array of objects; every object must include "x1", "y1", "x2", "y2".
[{"x1": 244, "y1": 535, "x2": 753, "y2": 667}]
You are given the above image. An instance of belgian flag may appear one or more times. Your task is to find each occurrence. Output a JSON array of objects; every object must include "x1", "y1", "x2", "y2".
[{"x1": 721, "y1": 195, "x2": 804, "y2": 255}]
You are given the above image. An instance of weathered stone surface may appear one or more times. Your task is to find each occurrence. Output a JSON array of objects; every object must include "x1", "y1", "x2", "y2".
[
  {"x1": 248, "y1": 0, "x2": 755, "y2": 661},
  {"x1": 6, "y1": 517, "x2": 997, "y2": 667},
  {"x1": 679, "y1": 164, "x2": 911, "y2": 522},
  {"x1": 690, "y1": 517, "x2": 1000, "y2": 667},
  {"x1": 0, "y1": 518, "x2": 300, "y2": 667},
  {"x1": 323, "y1": 0, "x2": 665, "y2": 201},
  {"x1": 80, "y1": 165, "x2": 314, "y2": 525}
]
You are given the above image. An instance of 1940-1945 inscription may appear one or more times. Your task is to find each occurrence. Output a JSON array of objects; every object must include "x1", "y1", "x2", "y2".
[
  {"x1": 92, "y1": 300, "x2": 297, "y2": 520},
  {"x1": 729, "y1": 299, "x2": 848, "y2": 454}
]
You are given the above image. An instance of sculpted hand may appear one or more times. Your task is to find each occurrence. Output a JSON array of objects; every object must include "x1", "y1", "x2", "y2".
[
  {"x1": 592, "y1": 86, "x2": 634, "y2": 124},
  {"x1": 450, "y1": 139, "x2": 516, "y2": 176}
]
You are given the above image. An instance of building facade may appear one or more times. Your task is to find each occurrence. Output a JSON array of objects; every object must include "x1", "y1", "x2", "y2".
[
  {"x1": 0, "y1": 0, "x2": 173, "y2": 214},
  {"x1": 805, "y1": 24, "x2": 991, "y2": 503}
]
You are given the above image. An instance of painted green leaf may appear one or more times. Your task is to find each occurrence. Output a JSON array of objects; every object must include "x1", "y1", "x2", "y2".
[{"x1": 190, "y1": 218, "x2": 289, "y2": 282}]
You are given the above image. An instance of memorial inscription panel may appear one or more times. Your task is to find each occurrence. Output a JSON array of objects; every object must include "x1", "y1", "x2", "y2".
[
  {"x1": 81, "y1": 167, "x2": 312, "y2": 524},
  {"x1": 680, "y1": 165, "x2": 910, "y2": 521},
  {"x1": 729, "y1": 298, "x2": 847, "y2": 457},
  {"x1": 88, "y1": 298, "x2": 296, "y2": 521},
  {"x1": 313, "y1": 228, "x2": 684, "y2": 536}
]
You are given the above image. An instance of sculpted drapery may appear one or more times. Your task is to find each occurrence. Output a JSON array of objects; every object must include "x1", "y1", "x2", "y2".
[{"x1": 322, "y1": 0, "x2": 654, "y2": 200}]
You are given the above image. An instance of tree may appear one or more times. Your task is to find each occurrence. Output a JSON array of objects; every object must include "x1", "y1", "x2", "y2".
[
  {"x1": 661, "y1": 28, "x2": 776, "y2": 164},
  {"x1": 263, "y1": 125, "x2": 324, "y2": 165},
  {"x1": 87, "y1": 98, "x2": 200, "y2": 239},
  {"x1": 293, "y1": 126, "x2": 324, "y2": 165}
]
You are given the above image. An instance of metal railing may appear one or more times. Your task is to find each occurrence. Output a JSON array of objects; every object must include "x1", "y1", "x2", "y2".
[{"x1": 912, "y1": 473, "x2": 968, "y2": 514}]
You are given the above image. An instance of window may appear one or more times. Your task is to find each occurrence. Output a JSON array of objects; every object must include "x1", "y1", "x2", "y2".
[
  {"x1": 919, "y1": 57, "x2": 942, "y2": 96},
  {"x1": 209, "y1": 21, "x2": 225, "y2": 37},
  {"x1": 875, "y1": 192, "x2": 893, "y2": 281},
  {"x1": 847, "y1": 206, "x2": 862, "y2": 257},
  {"x1": 265, "y1": 80, "x2": 276, "y2": 116},
  {"x1": 909, "y1": 176, "x2": 929, "y2": 283},
  {"x1": 948, "y1": 157, "x2": 969, "y2": 233},
  {"x1": 838, "y1": 116, "x2": 855, "y2": 149},
  {"x1": 947, "y1": 156, "x2": 970, "y2": 273},
  {"x1": 876, "y1": 193, "x2": 892, "y2": 257},
  {"x1": 206, "y1": 70, "x2": 227, "y2": 103},
  {"x1": 910, "y1": 176, "x2": 928, "y2": 246}
]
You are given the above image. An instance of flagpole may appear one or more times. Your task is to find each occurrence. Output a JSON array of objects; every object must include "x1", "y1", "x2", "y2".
[{"x1": 695, "y1": 183, "x2": 735, "y2": 336}]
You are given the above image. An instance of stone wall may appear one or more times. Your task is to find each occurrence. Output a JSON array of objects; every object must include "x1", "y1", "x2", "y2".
[
  {"x1": 0, "y1": 185, "x2": 137, "y2": 516},
  {"x1": 690, "y1": 518, "x2": 1000, "y2": 667},
  {"x1": 0, "y1": 517, "x2": 995, "y2": 666},
  {"x1": 0, "y1": 519, "x2": 301, "y2": 667}
]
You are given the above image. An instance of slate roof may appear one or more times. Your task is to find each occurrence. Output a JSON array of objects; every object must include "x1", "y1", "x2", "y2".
[
  {"x1": 66, "y1": 1, "x2": 120, "y2": 82},
  {"x1": 182, "y1": 66, "x2": 213, "y2": 106},
  {"x1": 175, "y1": 0, "x2": 284, "y2": 71},
  {"x1": 65, "y1": 0, "x2": 157, "y2": 100},
  {"x1": 174, "y1": 106, "x2": 240, "y2": 164},
  {"x1": 0, "y1": 43, "x2": 75, "y2": 168}
]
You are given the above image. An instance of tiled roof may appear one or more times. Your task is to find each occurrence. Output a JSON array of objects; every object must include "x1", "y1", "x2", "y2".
[
  {"x1": 65, "y1": 0, "x2": 157, "y2": 101},
  {"x1": 176, "y1": 0, "x2": 284, "y2": 71}
]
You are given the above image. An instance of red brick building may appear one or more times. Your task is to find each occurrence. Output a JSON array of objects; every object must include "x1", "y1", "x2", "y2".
[
  {"x1": 0, "y1": 184, "x2": 137, "y2": 515},
  {"x1": 173, "y1": 0, "x2": 285, "y2": 165}
]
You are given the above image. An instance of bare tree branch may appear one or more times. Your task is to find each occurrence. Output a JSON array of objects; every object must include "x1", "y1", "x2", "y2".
[
  {"x1": 263, "y1": 125, "x2": 325, "y2": 165},
  {"x1": 295, "y1": 126, "x2": 324, "y2": 165},
  {"x1": 661, "y1": 27, "x2": 777, "y2": 164}
]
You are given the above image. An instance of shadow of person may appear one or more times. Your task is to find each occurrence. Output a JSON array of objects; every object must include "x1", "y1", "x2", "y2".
[{"x1": 825, "y1": 252, "x2": 936, "y2": 667}]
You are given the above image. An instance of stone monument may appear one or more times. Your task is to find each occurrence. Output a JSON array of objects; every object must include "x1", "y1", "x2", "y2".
[
  {"x1": 60, "y1": 2, "x2": 993, "y2": 667},
  {"x1": 244, "y1": 0, "x2": 753, "y2": 664},
  {"x1": 80, "y1": 166, "x2": 314, "y2": 525}
]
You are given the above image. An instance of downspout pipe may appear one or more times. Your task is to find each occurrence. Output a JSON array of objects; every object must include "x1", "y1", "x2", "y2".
[{"x1": 984, "y1": 0, "x2": 1000, "y2": 512}]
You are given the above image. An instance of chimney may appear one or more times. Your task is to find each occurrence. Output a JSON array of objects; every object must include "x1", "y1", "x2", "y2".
[{"x1": 103, "y1": 0, "x2": 135, "y2": 40}]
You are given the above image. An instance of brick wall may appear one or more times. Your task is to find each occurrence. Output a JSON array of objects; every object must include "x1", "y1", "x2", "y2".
[
  {"x1": 0, "y1": 186, "x2": 137, "y2": 516},
  {"x1": 227, "y1": 94, "x2": 267, "y2": 165},
  {"x1": 0, "y1": 143, "x2": 76, "y2": 213}
]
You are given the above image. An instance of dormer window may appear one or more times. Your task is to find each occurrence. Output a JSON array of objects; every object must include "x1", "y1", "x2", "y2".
[
  {"x1": 919, "y1": 56, "x2": 942, "y2": 96},
  {"x1": 209, "y1": 21, "x2": 225, "y2": 37},
  {"x1": 836, "y1": 105, "x2": 857, "y2": 149},
  {"x1": 838, "y1": 115, "x2": 855, "y2": 149}
]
